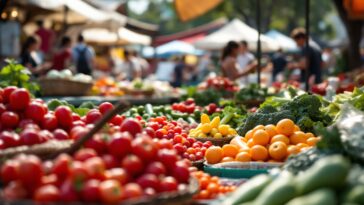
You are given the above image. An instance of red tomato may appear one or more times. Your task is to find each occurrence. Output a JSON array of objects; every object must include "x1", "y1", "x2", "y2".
[
  {"x1": 1, "y1": 160, "x2": 19, "y2": 184},
  {"x1": 102, "y1": 154, "x2": 118, "y2": 169},
  {"x1": 144, "y1": 127, "x2": 156, "y2": 138},
  {"x1": 54, "y1": 106, "x2": 73, "y2": 129},
  {"x1": 18, "y1": 155, "x2": 44, "y2": 190},
  {"x1": 145, "y1": 161, "x2": 166, "y2": 177},
  {"x1": 72, "y1": 113, "x2": 81, "y2": 121},
  {"x1": 40, "y1": 174, "x2": 59, "y2": 186},
  {"x1": 123, "y1": 183, "x2": 143, "y2": 199},
  {"x1": 1, "y1": 111, "x2": 19, "y2": 128},
  {"x1": 25, "y1": 102, "x2": 46, "y2": 123},
  {"x1": 9, "y1": 88, "x2": 30, "y2": 110},
  {"x1": 0, "y1": 103, "x2": 6, "y2": 115},
  {"x1": 86, "y1": 110, "x2": 102, "y2": 124},
  {"x1": 105, "y1": 168, "x2": 129, "y2": 185},
  {"x1": 99, "y1": 102, "x2": 114, "y2": 114},
  {"x1": 120, "y1": 118, "x2": 142, "y2": 137},
  {"x1": 34, "y1": 185, "x2": 60, "y2": 202},
  {"x1": 159, "y1": 176, "x2": 178, "y2": 192},
  {"x1": 70, "y1": 126, "x2": 88, "y2": 140},
  {"x1": 3, "y1": 180, "x2": 28, "y2": 200},
  {"x1": 2, "y1": 86, "x2": 17, "y2": 104},
  {"x1": 81, "y1": 179, "x2": 101, "y2": 202},
  {"x1": 109, "y1": 114, "x2": 123, "y2": 126},
  {"x1": 158, "y1": 149, "x2": 178, "y2": 169},
  {"x1": 173, "y1": 143, "x2": 186, "y2": 154},
  {"x1": 157, "y1": 138, "x2": 174, "y2": 149},
  {"x1": 136, "y1": 173, "x2": 159, "y2": 190},
  {"x1": 172, "y1": 161, "x2": 190, "y2": 183},
  {"x1": 69, "y1": 161, "x2": 89, "y2": 183},
  {"x1": 20, "y1": 129, "x2": 41, "y2": 146},
  {"x1": 131, "y1": 135, "x2": 158, "y2": 162},
  {"x1": 121, "y1": 155, "x2": 144, "y2": 177},
  {"x1": 39, "y1": 130, "x2": 53, "y2": 143},
  {"x1": 0, "y1": 131, "x2": 20, "y2": 148},
  {"x1": 107, "y1": 132, "x2": 132, "y2": 158},
  {"x1": 99, "y1": 180, "x2": 122, "y2": 203},
  {"x1": 84, "y1": 135, "x2": 107, "y2": 155},
  {"x1": 144, "y1": 187, "x2": 156, "y2": 196},
  {"x1": 59, "y1": 179, "x2": 79, "y2": 202},
  {"x1": 84, "y1": 157, "x2": 105, "y2": 180},
  {"x1": 52, "y1": 129, "x2": 69, "y2": 140},
  {"x1": 42, "y1": 114, "x2": 58, "y2": 131},
  {"x1": 74, "y1": 148, "x2": 97, "y2": 162}
]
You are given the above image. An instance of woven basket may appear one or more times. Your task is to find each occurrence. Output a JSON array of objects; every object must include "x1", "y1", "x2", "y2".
[
  {"x1": 195, "y1": 136, "x2": 233, "y2": 147},
  {"x1": 38, "y1": 78, "x2": 93, "y2": 96},
  {"x1": 0, "y1": 177, "x2": 199, "y2": 205}
]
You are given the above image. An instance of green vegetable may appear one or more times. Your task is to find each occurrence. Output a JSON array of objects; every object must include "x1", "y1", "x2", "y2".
[
  {"x1": 286, "y1": 188, "x2": 337, "y2": 205},
  {"x1": 0, "y1": 59, "x2": 39, "y2": 94},
  {"x1": 47, "y1": 99, "x2": 91, "y2": 116},
  {"x1": 296, "y1": 155, "x2": 350, "y2": 195},
  {"x1": 182, "y1": 87, "x2": 222, "y2": 106},
  {"x1": 344, "y1": 185, "x2": 364, "y2": 204},
  {"x1": 252, "y1": 172, "x2": 297, "y2": 205},
  {"x1": 145, "y1": 104, "x2": 154, "y2": 116},
  {"x1": 222, "y1": 174, "x2": 272, "y2": 205},
  {"x1": 235, "y1": 83, "x2": 270, "y2": 102},
  {"x1": 220, "y1": 113, "x2": 234, "y2": 125}
]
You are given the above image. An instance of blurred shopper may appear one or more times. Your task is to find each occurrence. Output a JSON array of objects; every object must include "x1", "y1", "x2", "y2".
[
  {"x1": 115, "y1": 50, "x2": 141, "y2": 81},
  {"x1": 20, "y1": 36, "x2": 50, "y2": 75},
  {"x1": 322, "y1": 47, "x2": 336, "y2": 76},
  {"x1": 221, "y1": 41, "x2": 256, "y2": 81},
  {"x1": 131, "y1": 50, "x2": 149, "y2": 78},
  {"x1": 171, "y1": 55, "x2": 187, "y2": 87},
  {"x1": 271, "y1": 48, "x2": 287, "y2": 82},
  {"x1": 289, "y1": 28, "x2": 322, "y2": 84},
  {"x1": 72, "y1": 34, "x2": 95, "y2": 75},
  {"x1": 52, "y1": 36, "x2": 72, "y2": 71},
  {"x1": 237, "y1": 41, "x2": 256, "y2": 71},
  {"x1": 35, "y1": 20, "x2": 54, "y2": 60},
  {"x1": 197, "y1": 53, "x2": 214, "y2": 81}
]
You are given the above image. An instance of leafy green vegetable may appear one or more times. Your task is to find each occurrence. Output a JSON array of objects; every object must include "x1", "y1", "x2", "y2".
[
  {"x1": 182, "y1": 87, "x2": 222, "y2": 106},
  {"x1": 0, "y1": 59, "x2": 39, "y2": 94},
  {"x1": 47, "y1": 99, "x2": 92, "y2": 116},
  {"x1": 235, "y1": 83, "x2": 270, "y2": 102}
]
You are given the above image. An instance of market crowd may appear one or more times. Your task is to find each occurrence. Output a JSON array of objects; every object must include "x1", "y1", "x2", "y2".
[{"x1": 15, "y1": 21, "x2": 361, "y2": 88}]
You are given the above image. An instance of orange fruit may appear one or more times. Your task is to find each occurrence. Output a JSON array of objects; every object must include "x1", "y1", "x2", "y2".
[
  {"x1": 290, "y1": 131, "x2": 307, "y2": 145},
  {"x1": 210, "y1": 176, "x2": 219, "y2": 183},
  {"x1": 222, "y1": 144, "x2": 239, "y2": 158},
  {"x1": 235, "y1": 152, "x2": 251, "y2": 162},
  {"x1": 247, "y1": 139, "x2": 255, "y2": 147},
  {"x1": 252, "y1": 130, "x2": 270, "y2": 146},
  {"x1": 270, "y1": 134, "x2": 290, "y2": 145},
  {"x1": 244, "y1": 130, "x2": 254, "y2": 140},
  {"x1": 307, "y1": 137, "x2": 320, "y2": 146},
  {"x1": 287, "y1": 145, "x2": 300, "y2": 155},
  {"x1": 207, "y1": 183, "x2": 219, "y2": 194},
  {"x1": 294, "y1": 125, "x2": 301, "y2": 132},
  {"x1": 239, "y1": 147, "x2": 250, "y2": 153},
  {"x1": 252, "y1": 125, "x2": 265, "y2": 133},
  {"x1": 250, "y1": 145, "x2": 268, "y2": 161},
  {"x1": 205, "y1": 146, "x2": 223, "y2": 164},
  {"x1": 276, "y1": 119, "x2": 295, "y2": 136},
  {"x1": 221, "y1": 156, "x2": 234, "y2": 163},
  {"x1": 306, "y1": 132, "x2": 315, "y2": 139},
  {"x1": 296, "y1": 143, "x2": 309, "y2": 150},
  {"x1": 264, "y1": 124, "x2": 278, "y2": 137},
  {"x1": 268, "y1": 141, "x2": 288, "y2": 160}
]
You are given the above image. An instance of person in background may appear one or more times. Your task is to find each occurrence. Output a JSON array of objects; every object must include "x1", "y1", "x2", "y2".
[
  {"x1": 171, "y1": 55, "x2": 187, "y2": 87},
  {"x1": 131, "y1": 50, "x2": 149, "y2": 78},
  {"x1": 221, "y1": 41, "x2": 256, "y2": 81},
  {"x1": 271, "y1": 48, "x2": 287, "y2": 82},
  {"x1": 197, "y1": 52, "x2": 214, "y2": 82},
  {"x1": 35, "y1": 20, "x2": 54, "y2": 60},
  {"x1": 237, "y1": 41, "x2": 256, "y2": 71},
  {"x1": 115, "y1": 50, "x2": 141, "y2": 81},
  {"x1": 20, "y1": 36, "x2": 50, "y2": 75},
  {"x1": 322, "y1": 47, "x2": 337, "y2": 76},
  {"x1": 289, "y1": 28, "x2": 322, "y2": 84},
  {"x1": 72, "y1": 34, "x2": 95, "y2": 75},
  {"x1": 52, "y1": 36, "x2": 72, "y2": 71}
]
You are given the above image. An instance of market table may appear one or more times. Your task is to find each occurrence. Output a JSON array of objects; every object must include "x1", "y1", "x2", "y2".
[{"x1": 41, "y1": 95, "x2": 180, "y2": 106}]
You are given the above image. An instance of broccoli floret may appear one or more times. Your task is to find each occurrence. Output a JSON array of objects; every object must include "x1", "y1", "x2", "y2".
[
  {"x1": 238, "y1": 110, "x2": 295, "y2": 136},
  {"x1": 296, "y1": 116, "x2": 314, "y2": 132},
  {"x1": 281, "y1": 94, "x2": 322, "y2": 119},
  {"x1": 257, "y1": 105, "x2": 278, "y2": 114}
]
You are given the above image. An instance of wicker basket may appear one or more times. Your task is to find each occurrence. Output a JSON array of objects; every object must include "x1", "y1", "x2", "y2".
[
  {"x1": 38, "y1": 78, "x2": 93, "y2": 96},
  {"x1": 195, "y1": 136, "x2": 234, "y2": 147}
]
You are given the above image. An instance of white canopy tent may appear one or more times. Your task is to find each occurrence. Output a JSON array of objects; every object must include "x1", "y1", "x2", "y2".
[
  {"x1": 194, "y1": 19, "x2": 279, "y2": 52},
  {"x1": 265, "y1": 30, "x2": 298, "y2": 51}
]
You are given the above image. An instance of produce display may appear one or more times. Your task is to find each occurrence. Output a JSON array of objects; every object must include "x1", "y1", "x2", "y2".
[
  {"x1": 189, "y1": 114, "x2": 238, "y2": 139},
  {"x1": 92, "y1": 77, "x2": 125, "y2": 96},
  {"x1": 46, "y1": 69, "x2": 93, "y2": 83},
  {"x1": 204, "y1": 119, "x2": 319, "y2": 164}
]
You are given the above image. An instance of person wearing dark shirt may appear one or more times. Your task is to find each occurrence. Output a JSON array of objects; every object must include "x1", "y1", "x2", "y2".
[
  {"x1": 52, "y1": 36, "x2": 72, "y2": 70},
  {"x1": 20, "y1": 36, "x2": 51, "y2": 75},
  {"x1": 290, "y1": 28, "x2": 322, "y2": 84},
  {"x1": 271, "y1": 48, "x2": 287, "y2": 82},
  {"x1": 172, "y1": 56, "x2": 187, "y2": 87}
]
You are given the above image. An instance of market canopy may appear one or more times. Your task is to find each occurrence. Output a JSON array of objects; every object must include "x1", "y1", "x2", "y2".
[
  {"x1": 194, "y1": 18, "x2": 280, "y2": 52},
  {"x1": 265, "y1": 30, "x2": 298, "y2": 51},
  {"x1": 143, "y1": 40, "x2": 203, "y2": 58},
  {"x1": 174, "y1": 0, "x2": 223, "y2": 22}
]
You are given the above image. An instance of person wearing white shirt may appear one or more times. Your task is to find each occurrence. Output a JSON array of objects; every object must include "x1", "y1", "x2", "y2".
[{"x1": 237, "y1": 40, "x2": 255, "y2": 70}]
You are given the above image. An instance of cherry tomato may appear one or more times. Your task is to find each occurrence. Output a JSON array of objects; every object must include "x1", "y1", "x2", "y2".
[
  {"x1": 84, "y1": 135, "x2": 107, "y2": 155},
  {"x1": 1, "y1": 111, "x2": 19, "y2": 128},
  {"x1": 54, "y1": 106, "x2": 73, "y2": 129},
  {"x1": 9, "y1": 88, "x2": 30, "y2": 110},
  {"x1": 3, "y1": 181, "x2": 28, "y2": 200},
  {"x1": 121, "y1": 155, "x2": 144, "y2": 177},
  {"x1": 136, "y1": 173, "x2": 159, "y2": 190},
  {"x1": 99, "y1": 102, "x2": 114, "y2": 114},
  {"x1": 108, "y1": 132, "x2": 132, "y2": 158},
  {"x1": 105, "y1": 168, "x2": 129, "y2": 185},
  {"x1": 81, "y1": 179, "x2": 101, "y2": 202},
  {"x1": 53, "y1": 129, "x2": 69, "y2": 140},
  {"x1": 2, "y1": 86, "x2": 17, "y2": 104},
  {"x1": 84, "y1": 157, "x2": 105, "y2": 180},
  {"x1": 132, "y1": 135, "x2": 158, "y2": 162},
  {"x1": 99, "y1": 179, "x2": 122, "y2": 203},
  {"x1": 159, "y1": 176, "x2": 178, "y2": 192},
  {"x1": 102, "y1": 154, "x2": 118, "y2": 169},
  {"x1": 42, "y1": 114, "x2": 58, "y2": 131},
  {"x1": 0, "y1": 131, "x2": 20, "y2": 148},
  {"x1": 86, "y1": 110, "x2": 102, "y2": 124},
  {"x1": 20, "y1": 129, "x2": 41, "y2": 146},
  {"x1": 123, "y1": 183, "x2": 143, "y2": 199},
  {"x1": 120, "y1": 118, "x2": 142, "y2": 137},
  {"x1": 145, "y1": 161, "x2": 166, "y2": 177},
  {"x1": 158, "y1": 149, "x2": 178, "y2": 169},
  {"x1": 34, "y1": 184, "x2": 60, "y2": 202},
  {"x1": 25, "y1": 102, "x2": 46, "y2": 123},
  {"x1": 74, "y1": 148, "x2": 97, "y2": 162},
  {"x1": 1, "y1": 160, "x2": 19, "y2": 184},
  {"x1": 18, "y1": 155, "x2": 43, "y2": 190}
]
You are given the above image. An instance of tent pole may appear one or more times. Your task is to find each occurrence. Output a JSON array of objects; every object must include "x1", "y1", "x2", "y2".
[
  {"x1": 305, "y1": 0, "x2": 310, "y2": 91},
  {"x1": 256, "y1": 0, "x2": 261, "y2": 85},
  {"x1": 63, "y1": 5, "x2": 69, "y2": 31}
]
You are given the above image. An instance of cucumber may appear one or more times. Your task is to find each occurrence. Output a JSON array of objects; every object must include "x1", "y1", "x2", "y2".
[
  {"x1": 252, "y1": 172, "x2": 297, "y2": 205},
  {"x1": 137, "y1": 105, "x2": 144, "y2": 114},
  {"x1": 286, "y1": 188, "x2": 337, "y2": 205},
  {"x1": 344, "y1": 185, "x2": 364, "y2": 204},
  {"x1": 165, "y1": 108, "x2": 172, "y2": 114},
  {"x1": 296, "y1": 155, "x2": 350, "y2": 195},
  {"x1": 221, "y1": 113, "x2": 234, "y2": 124},
  {"x1": 145, "y1": 104, "x2": 154, "y2": 116},
  {"x1": 171, "y1": 112, "x2": 185, "y2": 120},
  {"x1": 187, "y1": 117, "x2": 196, "y2": 124},
  {"x1": 222, "y1": 174, "x2": 272, "y2": 205},
  {"x1": 129, "y1": 108, "x2": 138, "y2": 114}
]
